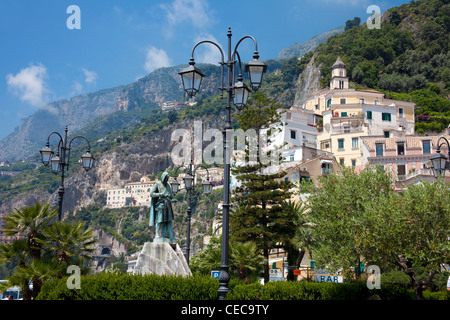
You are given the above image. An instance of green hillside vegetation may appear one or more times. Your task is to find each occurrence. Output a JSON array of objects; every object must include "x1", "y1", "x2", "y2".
[
  {"x1": 63, "y1": 187, "x2": 223, "y2": 255},
  {"x1": 313, "y1": 0, "x2": 450, "y2": 132},
  {"x1": 2, "y1": 0, "x2": 450, "y2": 273}
]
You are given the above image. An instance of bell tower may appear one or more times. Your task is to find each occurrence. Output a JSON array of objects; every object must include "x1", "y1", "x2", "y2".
[{"x1": 330, "y1": 56, "x2": 348, "y2": 90}]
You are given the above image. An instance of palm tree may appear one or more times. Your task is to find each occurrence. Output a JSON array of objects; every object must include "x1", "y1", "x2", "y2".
[
  {"x1": 230, "y1": 241, "x2": 263, "y2": 282},
  {"x1": 3, "y1": 202, "x2": 58, "y2": 261},
  {"x1": 2, "y1": 202, "x2": 58, "y2": 299},
  {"x1": 194, "y1": 237, "x2": 222, "y2": 273},
  {"x1": 291, "y1": 200, "x2": 315, "y2": 265},
  {"x1": 2, "y1": 202, "x2": 96, "y2": 298},
  {"x1": 10, "y1": 259, "x2": 60, "y2": 300},
  {"x1": 281, "y1": 200, "x2": 315, "y2": 280},
  {"x1": 38, "y1": 221, "x2": 96, "y2": 268},
  {"x1": 0, "y1": 239, "x2": 32, "y2": 300},
  {"x1": 191, "y1": 237, "x2": 263, "y2": 283}
]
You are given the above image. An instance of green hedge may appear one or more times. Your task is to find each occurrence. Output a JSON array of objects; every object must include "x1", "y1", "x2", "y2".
[
  {"x1": 36, "y1": 273, "x2": 219, "y2": 300},
  {"x1": 228, "y1": 281, "x2": 408, "y2": 300},
  {"x1": 37, "y1": 274, "x2": 450, "y2": 300},
  {"x1": 227, "y1": 281, "x2": 450, "y2": 300}
]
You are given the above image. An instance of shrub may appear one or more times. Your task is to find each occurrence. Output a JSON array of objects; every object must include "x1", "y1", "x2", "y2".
[
  {"x1": 37, "y1": 275, "x2": 449, "y2": 300},
  {"x1": 37, "y1": 273, "x2": 219, "y2": 300},
  {"x1": 226, "y1": 281, "x2": 437, "y2": 300}
]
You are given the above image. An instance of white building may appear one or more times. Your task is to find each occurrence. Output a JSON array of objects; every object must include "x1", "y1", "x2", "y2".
[
  {"x1": 299, "y1": 56, "x2": 415, "y2": 170},
  {"x1": 106, "y1": 176, "x2": 156, "y2": 208}
]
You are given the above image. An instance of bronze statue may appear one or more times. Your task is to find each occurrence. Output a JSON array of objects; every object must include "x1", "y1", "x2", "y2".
[{"x1": 149, "y1": 172, "x2": 178, "y2": 243}]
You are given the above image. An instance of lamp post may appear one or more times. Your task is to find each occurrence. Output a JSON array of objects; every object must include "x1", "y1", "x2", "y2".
[
  {"x1": 170, "y1": 164, "x2": 212, "y2": 265},
  {"x1": 430, "y1": 136, "x2": 450, "y2": 179},
  {"x1": 179, "y1": 28, "x2": 266, "y2": 299},
  {"x1": 40, "y1": 126, "x2": 95, "y2": 221}
]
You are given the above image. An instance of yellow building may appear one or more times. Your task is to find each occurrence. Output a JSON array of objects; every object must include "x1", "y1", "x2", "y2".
[{"x1": 297, "y1": 57, "x2": 415, "y2": 170}]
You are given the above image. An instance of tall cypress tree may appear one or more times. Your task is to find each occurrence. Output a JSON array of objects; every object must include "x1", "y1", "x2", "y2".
[{"x1": 230, "y1": 92, "x2": 293, "y2": 284}]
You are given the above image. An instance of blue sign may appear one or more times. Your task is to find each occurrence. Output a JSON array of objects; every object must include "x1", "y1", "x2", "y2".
[
  {"x1": 314, "y1": 275, "x2": 343, "y2": 283},
  {"x1": 211, "y1": 271, "x2": 220, "y2": 279}
]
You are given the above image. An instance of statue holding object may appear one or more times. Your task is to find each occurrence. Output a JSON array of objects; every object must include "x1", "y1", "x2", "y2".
[{"x1": 149, "y1": 172, "x2": 178, "y2": 243}]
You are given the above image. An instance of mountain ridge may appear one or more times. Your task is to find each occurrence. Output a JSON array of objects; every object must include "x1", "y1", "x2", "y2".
[
  {"x1": 0, "y1": 24, "x2": 342, "y2": 162},
  {"x1": 278, "y1": 26, "x2": 345, "y2": 59}
]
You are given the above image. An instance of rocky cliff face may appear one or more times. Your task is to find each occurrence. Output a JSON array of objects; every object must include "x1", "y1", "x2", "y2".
[
  {"x1": 116, "y1": 64, "x2": 222, "y2": 111},
  {"x1": 0, "y1": 64, "x2": 222, "y2": 162},
  {"x1": 292, "y1": 53, "x2": 323, "y2": 108},
  {"x1": 0, "y1": 112, "x2": 226, "y2": 218},
  {"x1": 0, "y1": 86, "x2": 124, "y2": 162},
  {"x1": 116, "y1": 67, "x2": 184, "y2": 111}
]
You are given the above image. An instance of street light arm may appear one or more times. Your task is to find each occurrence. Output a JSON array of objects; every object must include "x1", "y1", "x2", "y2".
[
  {"x1": 67, "y1": 135, "x2": 92, "y2": 172},
  {"x1": 436, "y1": 136, "x2": 450, "y2": 155},
  {"x1": 231, "y1": 35, "x2": 259, "y2": 84},
  {"x1": 56, "y1": 139, "x2": 63, "y2": 156},
  {"x1": 232, "y1": 35, "x2": 259, "y2": 61},
  {"x1": 193, "y1": 164, "x2": 210, "y2": 180},
  {"x1": 46, "y1": 131, "x2": 64, "y2": 147},
  {"x1": 232, "y1": 50, "x2": 244, "y2": 84},
  {"x1": 172, "y1": 165, "x2": 189, "y2": 178},
  {"x1": 68, "y1": 135, "x2": 92, "y2": 151},
  {"x1": 191, "y1": 40, "x2": 226, "y2": 94},
  {"x1": 191, "y1": 40, "x2": 225, "y2": 64}
]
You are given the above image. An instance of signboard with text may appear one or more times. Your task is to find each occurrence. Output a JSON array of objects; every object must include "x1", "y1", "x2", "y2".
[
  {"x1": 269, "y1": 268, "x2": 283, "y2": 281},
  {"x1": 314, "y1": 275, "x2": 343, "y2": 283}
]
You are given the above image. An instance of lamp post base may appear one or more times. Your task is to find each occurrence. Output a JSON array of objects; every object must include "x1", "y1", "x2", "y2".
[{"x1": 217, "y1": 267, "x2": 231, "y2": 300}]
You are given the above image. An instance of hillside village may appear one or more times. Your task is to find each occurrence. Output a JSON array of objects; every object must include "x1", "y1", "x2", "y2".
[
  {"x1": 105, "y1": 58, "x2": 449, "y2": 280},
  {"x1": 113, "y1": 56, "x2": 449, "y2": 214},
  {"x1": 275, "y1": 57, "x2": 449, "y2": 189}
]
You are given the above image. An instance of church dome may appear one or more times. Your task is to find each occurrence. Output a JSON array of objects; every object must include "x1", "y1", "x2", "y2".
[{"x1": 332, "y1": 56, "x2": 346, "y2": 69}]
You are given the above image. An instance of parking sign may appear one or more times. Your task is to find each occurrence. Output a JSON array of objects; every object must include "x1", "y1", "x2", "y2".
[{"x1": 211, "y1": 271, "x2": 220, "y2": 279}]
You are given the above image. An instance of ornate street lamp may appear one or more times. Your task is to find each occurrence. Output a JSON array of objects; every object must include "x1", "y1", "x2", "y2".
[
  {"x1": 169, "y1": 177, "x2": 180, "y2": 195},
  {"x1": 179, "y1": 28, "x2": 266, "y2": 300},
  {"x1": 40, "y1": 126, "x2": 95, "y2": 220},
  {"x1": 233, "y1": 75, "x2": 251, "y2": 111},
  {"x1": 81, "y1": 151, "x2": 95, "y2": 171},
  {"x1": 39, "y1": 146, "x2": 53, "y2": 166},
  {"x1": 179, "y1": 59, "x2": 205, "y2": 97},
  {"x1": 430, "y1": 136, "x2": 450, "y2": 179},
  {"x1": 202, "y1": 177, "x2": 213, "y2": 195},
  {"x1": 245, "y1": 56, "x2": 267, "y2": 91},
  {"x1": 171, "y1": 165, "x2": 213, "y2": 265},
  {"x1": 183, "y1": 172, "x2": 194, "y2": 191}
]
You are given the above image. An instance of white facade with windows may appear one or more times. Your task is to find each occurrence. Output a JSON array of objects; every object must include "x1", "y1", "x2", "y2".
[
  {"x1": 270, "y1": 108, "x2": 319, "y2": 167},
  {"x1": 297, "y1": 57, "x2": 415, "y2": 171},
  {"x1": 106, "y1": 176, "x2": 156, "y2": 208}
]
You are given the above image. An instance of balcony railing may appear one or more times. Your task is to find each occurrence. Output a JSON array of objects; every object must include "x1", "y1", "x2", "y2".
[
  {"x1": 399, "y1": 168, "x2": 433, "y2": 181},
  {"x1": 330, "y1": 126, "x2": 364, "y2": 134}
]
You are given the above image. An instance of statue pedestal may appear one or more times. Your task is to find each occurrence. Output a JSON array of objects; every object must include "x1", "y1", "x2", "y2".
[{"x1": 133, "y1": 242, "x2": 191, "y2": 277}]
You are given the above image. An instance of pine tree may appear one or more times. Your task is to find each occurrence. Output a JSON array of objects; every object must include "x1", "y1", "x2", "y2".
[{"x1": 230, "y1": 92, "x2": 293, "y2": 284}]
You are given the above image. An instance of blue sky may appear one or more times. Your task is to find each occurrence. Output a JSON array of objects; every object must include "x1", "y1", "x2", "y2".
[{"x1": 0, "y1": 0, "x2": 412, "y2": 140}]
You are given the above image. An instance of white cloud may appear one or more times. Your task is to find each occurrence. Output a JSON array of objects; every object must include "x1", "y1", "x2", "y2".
[
  {"x1": 82, "y1": 68, "x2": 98, "y2": 85},
  {"x1": 6, "y1": 63, "x2": 49, "y2": 108},
  {"x1": 70, "y1": 81, "x2": 84, "y2": 97},
  {"x1": 161, "y1": 0, "x2": 213, "y2": 37},
  {"x1": 144, "y1": 47, "x2": 172, "y2": 73}
]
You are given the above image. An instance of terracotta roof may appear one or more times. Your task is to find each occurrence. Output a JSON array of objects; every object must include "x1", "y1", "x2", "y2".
[{"x1": 362, "y1": 135, "x2": 450, "y2": 151}]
